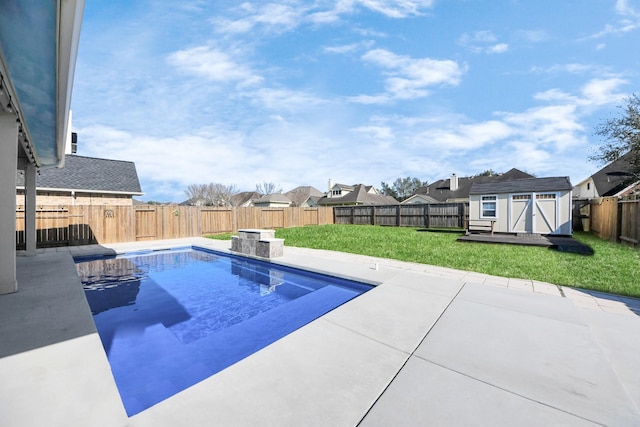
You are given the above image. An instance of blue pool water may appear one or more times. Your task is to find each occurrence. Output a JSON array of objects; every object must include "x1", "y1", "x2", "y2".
[{"x1": 75, "y1": 247, "x2": 371, "y2": 416}]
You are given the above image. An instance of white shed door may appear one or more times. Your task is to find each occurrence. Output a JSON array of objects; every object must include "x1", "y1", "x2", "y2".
[
  {"x1": 534, "y1": 193, "x2": 558, "y2": 234},
  {"x1": 510, "y1": 193, "x2": 559, "y2": 234},
  {"x1": 510, "y1": 195, "x2": 532, "y2": 233}
]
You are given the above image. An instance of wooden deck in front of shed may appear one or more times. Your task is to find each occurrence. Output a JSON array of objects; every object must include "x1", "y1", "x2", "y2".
[{"x1": 457, "y1": 233, "x2": 594, "y2": 254}]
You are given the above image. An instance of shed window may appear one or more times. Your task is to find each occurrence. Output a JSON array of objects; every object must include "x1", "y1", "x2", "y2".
[
  {"x1": 536, "y1": 193, "x2": 556, "y2": 199},
  {"x1": 481, "y1": 195, "x2": 497, "y2": 218}
]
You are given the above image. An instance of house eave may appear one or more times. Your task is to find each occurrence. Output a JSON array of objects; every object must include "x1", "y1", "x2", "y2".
[{"x1": 16, "y1": 186, "x2": 143, "y2": 197}]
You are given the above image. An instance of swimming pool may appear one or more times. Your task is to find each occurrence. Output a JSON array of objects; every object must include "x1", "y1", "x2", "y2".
[{"x1": 75, "y1": 247, "x2": 371, "y2": 416}]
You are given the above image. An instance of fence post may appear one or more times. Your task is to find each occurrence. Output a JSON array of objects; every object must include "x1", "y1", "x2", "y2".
[
  {"x1": 372, "y1": 206, "x2": 376, "y2": 225},
  {"x1": 424, "y1": 204, "x2": 430, "y2": 229},
  {"x1": 616, "y1": 199, "x2": 622, "y2": 243},
  {"x1": 636, "y1": 197, "x2": 640, "y2": 247}
]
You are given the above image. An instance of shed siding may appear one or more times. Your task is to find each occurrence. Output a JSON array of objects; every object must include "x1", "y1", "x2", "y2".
[{"x1": 470, "y1": 190, "x2": 572, "y2": 235}]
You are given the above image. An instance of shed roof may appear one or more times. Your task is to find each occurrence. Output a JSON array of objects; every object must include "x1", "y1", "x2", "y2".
[
  {"x1": 16, "y1": 154, "x2": 142, "y2": 194},
  {"x1": 469, "y1": 177, "x2": 573, "y2": 195}
]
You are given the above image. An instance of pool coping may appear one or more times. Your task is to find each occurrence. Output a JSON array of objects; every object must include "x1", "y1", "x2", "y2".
[{"x1": 3, "y1": 237, "x2": 640, "y2": 426}]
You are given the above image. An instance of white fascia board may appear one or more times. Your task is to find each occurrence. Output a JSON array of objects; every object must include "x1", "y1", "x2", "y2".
[{"x1": 54, "y1": 0, "x2": 85, "y2": 168}]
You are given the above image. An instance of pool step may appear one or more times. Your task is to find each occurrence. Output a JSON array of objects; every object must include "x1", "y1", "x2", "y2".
[{"x1": 231, "y1": 229, "x2": 284, "y2": 258}]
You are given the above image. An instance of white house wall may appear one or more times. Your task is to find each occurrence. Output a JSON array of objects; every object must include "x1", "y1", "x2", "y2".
[{"x1": 573, "y1": 178, "x2": 598, "y2": 199}]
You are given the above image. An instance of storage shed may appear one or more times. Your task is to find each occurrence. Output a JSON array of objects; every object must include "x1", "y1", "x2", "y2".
[{"x1": 468, "y1": 177, "x2": 573, "y2": 236}]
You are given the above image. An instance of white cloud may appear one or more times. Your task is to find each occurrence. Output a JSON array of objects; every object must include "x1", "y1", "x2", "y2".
[
  {"x1": 517, "y1": 30, "x2": 549, "y2": 43},
  {"x1": 349, "y1": 0, "x2": 435, "y2": 18},
  {"x1": 459, "y1": 31, "x2": 509, "y2": 54},
  {"x1": 358, "y1": 49, "x2": 464, "y2": 101},
  {"x1": 459, "y1": 30, "x2": 497, "y2": 44},
  {"x1": 616, "y1": 0, "x2": 640, "y2": 18},
  {"x1": 324, "y1": 43, "x2": 361, "y2": 54},
  {"x1": 530, "y1": 63, "x2": 590, "y2": 74},
  {"x1": 579, "y1": 77, "x2": 627, "y2": 106},
  {"x1": 167, "y1": 46, "x2": 263, "y2": 87},
  {"x1": 348, "y1": 94, "x2": 392, "y2": 104},
  {"x1": 534, "y1": 89, "x2": 578, "y2": 103},
  {"x1": 213, "y1": 3, "x2": 303, "y2": 34},
  {"x1": 247, "y1": 88, "x2": 327, "y2": 111},
  {"x1": 351, "y1": 125, "x2": 394, "y2": 140},
  {"x1": 487, "y1": 43, "x2": 509, "y2": 54},
  {"x1": 323, "y1": 40, "x2": 375, "y2": 54},
  {"x1": 587, "y1": 1, "x2": 640, "y2": 38},
  {"x1": 213, "y1": 0, "x2": 435, "y2": 34},
  {"x1": 413, "y1": 120, "x2": 512, "y2": 151},
  {"x1": 500, "y1": 104, "x2": 585, "y2": 150}
]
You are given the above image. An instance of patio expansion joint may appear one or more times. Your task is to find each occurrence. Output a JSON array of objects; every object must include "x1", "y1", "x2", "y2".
[
  {"x1": 413, "y1": 358, "x2": 606, "y2": 426},
  {"x1": 457, "y1": 288, "x2": 589, "y2": 328},
  {"x1": 353, "y1": 281, "x2": 467, "y2": 426}
]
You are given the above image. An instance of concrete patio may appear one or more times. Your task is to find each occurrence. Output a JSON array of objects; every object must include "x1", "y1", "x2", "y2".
[{"x1": 1, "y1": 237, "x2": 639, "y2": 426}]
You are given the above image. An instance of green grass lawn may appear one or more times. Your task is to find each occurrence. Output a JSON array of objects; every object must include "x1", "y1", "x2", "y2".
[{"x1": 208, "y1": 224, "x2": 640, "y2": 298}]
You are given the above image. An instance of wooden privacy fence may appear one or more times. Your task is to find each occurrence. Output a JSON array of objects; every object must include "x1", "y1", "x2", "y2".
[
  {"x1": 16, "y1": 205, "x2": 333, "y2": 248},
  {"x1": 588, "y1": 196, "x2": 640, "y2": 246},
  {"x1": 334, "y1": 203, "x2": 469, "y2": 228}
]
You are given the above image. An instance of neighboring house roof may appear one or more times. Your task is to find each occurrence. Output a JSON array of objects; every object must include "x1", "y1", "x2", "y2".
[
  {"x1": 415, "y1": 168, "x2": 534, "y2": 202},
  {"x1": 401, "y1": 194, "x2": 440, "y2": 204},
  {"x1": 16, "y1": 154, "x2": 142, "y2": 195},
  {"x1": 591, "y1": 152, "x2": 637, "y2": 197},
  {"x1": 317, "y1": 184, "x2": 398, "y2": 206},
  {"x1": 284, "y1": 186, "x2": 324, "y2": 206},
  {"x1": 287, "y1": 185, "x2": 324, "y2": 197},
  {"x1": 252, "y1": 193, "x2": 292, "y2": 206},
  {"x1": 332, "y1": 183, "x2": 355, "y2": 192},
  {"x1": 231, "y1": 191, "x2": 261, "y2": 207},
  {"x1": 469, "y1": 177, "x2": 573, "y2": 195}
]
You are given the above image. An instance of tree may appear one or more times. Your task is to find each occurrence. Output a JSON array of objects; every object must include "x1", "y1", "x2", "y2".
[
  {"x1": 380, "y1": 177, "x2": 428, "y2": 201},
  {"x1": 184, "y1": 183, "x2": 238, "y2": 206},
  {"x1": 591, "y1": 93, "x2": 640, "y2": 178},
  {"x1": 475, "y1": 169, "x2": 496, "y2": 177},
  {"x1": 256, "y1": 181, "x2": 282, "y2": 195}
]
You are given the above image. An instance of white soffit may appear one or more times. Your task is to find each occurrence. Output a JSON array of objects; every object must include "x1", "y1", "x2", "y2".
[{"x1": 0, "y1": 0, "x2": 84, "y2": 168}]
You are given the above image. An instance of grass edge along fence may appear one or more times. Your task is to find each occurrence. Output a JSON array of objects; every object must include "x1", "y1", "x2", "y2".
[{"x1": 16, "y1": 205, "x2": 334, "y2": 248}]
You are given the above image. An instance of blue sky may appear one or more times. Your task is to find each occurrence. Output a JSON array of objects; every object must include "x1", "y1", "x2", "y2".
[{"x1": 71, "y1": 0, "x2": 640, "y2": 202}]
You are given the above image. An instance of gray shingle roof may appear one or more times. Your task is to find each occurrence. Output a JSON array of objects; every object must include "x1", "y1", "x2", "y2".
[
  {"x1": 591, "y1": 152, "x2": 637, "y2": 197},
  {"x1": 415, "y1": 168, "x2": 534, "y2": 202},
  {"x1": 284, "y1": 186, "x2": 324, "y2": 206},
  {"x1": 469, "y1": 177, "x2": 573, "y2": 195},
  {"x1": 16, "y1": 155, "x2": 142, "y2": 194}
]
